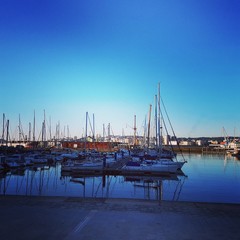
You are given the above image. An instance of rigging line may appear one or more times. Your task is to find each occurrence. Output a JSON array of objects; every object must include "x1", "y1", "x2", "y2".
[
  {"x1": 16, "y1": 174, "x2": 25, "y2": 194},
  {"x1": 111, "y1": 126, "x2": 115, "y2": 137},
  {"x1": 160, "y1": 97, "x2": 186, "y2": 162},
  {"x1": 172, "y1": 179, "x2": 181, "y2": 201},
  {"x1": 159, "y1": 108, "x2": 177, "y2": 160},
  {"x1": 94, "y1": 179, "x2": 102, "y2": 197},
  {"x1": 175, "y1": 176, "x2": 186, "y2": 201},
  {"x1": 2, "y1": 117, "x2": 9, "y2": 140},
  {"x1": 108, "y1": 175, "x2": 117, "y2": 195},
  {"x1": 87, "y1": 114, "x2": 94, "y2": 136},
  {"x1": 7, "y1": 124, "x2": 12, "y2": 143},
  {"x1": 5, "y1": 174, "x2": 12, "y2": 191}
]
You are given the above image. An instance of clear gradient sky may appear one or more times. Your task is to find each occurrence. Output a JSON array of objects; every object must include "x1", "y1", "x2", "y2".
[{"x1": 1, "y1": 0, "x2": 240, "y2": 139}]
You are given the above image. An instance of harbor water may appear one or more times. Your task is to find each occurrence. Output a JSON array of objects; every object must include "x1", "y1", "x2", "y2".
[{"x1": 0, "y1": 153, "x2": 240, "y2": 204}]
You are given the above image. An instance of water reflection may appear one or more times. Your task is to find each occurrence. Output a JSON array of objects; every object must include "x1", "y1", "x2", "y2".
[
  {"x1": 0, "y1": 162, "x2": 186, "y2": 201},
  {"x1": 1, "y1": 153, "x2": 240, "y2": 203}
]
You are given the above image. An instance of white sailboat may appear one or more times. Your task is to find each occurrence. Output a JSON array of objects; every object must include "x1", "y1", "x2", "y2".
[{"x1": 127, "y1": 83, "x2": 186, "y2": 173}]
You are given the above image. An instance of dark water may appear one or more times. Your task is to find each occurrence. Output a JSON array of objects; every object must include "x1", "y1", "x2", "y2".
[{"x1": 1, "y1": 153, "x2": 240, "y2": 203}]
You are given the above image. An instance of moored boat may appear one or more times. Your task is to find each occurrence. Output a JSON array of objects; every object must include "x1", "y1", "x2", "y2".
[{"x1": 122, "y1": 159, "x2": 179, "y2": 173}]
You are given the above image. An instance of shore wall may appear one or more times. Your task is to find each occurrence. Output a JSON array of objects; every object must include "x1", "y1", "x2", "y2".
[{"x1": 171, "y1": 146, "x2": 226, "y2": 154}]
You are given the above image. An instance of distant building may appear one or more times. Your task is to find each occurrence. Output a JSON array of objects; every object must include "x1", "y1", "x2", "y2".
[
  {"x1": 169, "y1": 140, "x2": 178, "y2": 146},
  {"x1": 61, "y1": 141, "x2": 118, "y2": 152},
  {"x1": 196, "y1": 140, "x2": 202, "y2": 146},
  {"x1": 180, "y1": 140, "x2": 193, "y2": 146},
  {"x1": 163, "y1": 135, "x2": 171, "y2": 145}
]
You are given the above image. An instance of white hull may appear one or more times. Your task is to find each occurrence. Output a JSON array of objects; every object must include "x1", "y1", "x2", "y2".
[
  {"x1": 61, "y1": 162, "x2": 103, "y2": 172},
  {"x1": 123, "y1": 162, "x2": 179, "y2": 173}
]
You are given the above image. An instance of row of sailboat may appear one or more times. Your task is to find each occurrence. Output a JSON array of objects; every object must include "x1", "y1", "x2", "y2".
[
  {"x1": 1, "y1": 83, "x2": 187, "y2": 175},
  {"x1": 122, "y1": 83, "x2": 187, "y2": 173},
  {"x1": 61, "y1": 83, "x2": 187, "y2": 175}
]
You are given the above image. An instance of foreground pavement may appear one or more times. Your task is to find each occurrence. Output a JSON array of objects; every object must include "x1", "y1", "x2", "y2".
[{"x1": 0, "y1": 196, "x2": 240, "y2": 240}]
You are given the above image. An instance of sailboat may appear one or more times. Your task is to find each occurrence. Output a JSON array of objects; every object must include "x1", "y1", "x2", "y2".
[
  {"x1": 152, "y1": 83, "x2": 187, "y2": 170},
  {"x1": 126, "y1": 83, "x2": 186, "y2": 173}
]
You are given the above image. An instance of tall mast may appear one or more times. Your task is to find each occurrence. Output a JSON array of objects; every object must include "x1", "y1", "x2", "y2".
[
  {"x1": 55, "y1": 122, "x2": 58, "y2": 141},
  {"x1": 33, "y1": 110, "x2": 35, "y2": 142},
  {"x1": 18, "y1": 114, "x2": 21, "y2": 142},
  {"x1": 147, "y1": 104, "x2": 152, "y2": 149},
  {"x1": 28, "y1": 122, "x2": 31, "y2": 141},
  {"x1": 103, "y1": 124, "x2": 105, "y2": 142},
  {"x1": 93, "y1": 113, "x2": 95, "y2": 142},
  {"x1": 108, "y1": 123, "x2": 110, "y2": 142},
  {"x1": 49, "y1": 116, "x2": 52, "y2": 141},
  {"x1": 41, "y1": 122, "x2": 44, "y2": 143},
  {"x1": 58, "y1": 121, "x2": 60, "y2": 140},
  {"x1": 143, "y1": 115, "x2": 147, "y2": 147},
  {"x1": 133, "y1": 115, "x2": 137, "y2": 146},
  {"x1": 158, "y1": 83, "x2": 162, "y2": 153},
  {"x1": 18, "y1": 114, "x2": 24, "y2": 142},
  {"x1": 85, "y1": 112, "x2": 88, "y2": 152},
  {"x1": 155, "y1": 94, "x2": 158, "y2": 148},
  {"x1": 67, "y1": 125, "x2": 69, "y2": 140},
  {"x1": 6, "y1": 119, "x2": 9, "y2": 146},
  {"x1": 2, "y1": 113, "x2": 5, "y2": 143},
  {"x1": 85, "y1": 112, "x2": 88, "y2": 139},
  {"x1": 42, "y1": 110, "x2": 46, "y2": 143},
  {"x1": 44, "y1": 109, "x2": 46, "y2": 141}
]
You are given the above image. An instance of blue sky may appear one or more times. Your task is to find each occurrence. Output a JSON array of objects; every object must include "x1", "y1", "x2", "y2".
[{"x1": 1, "y1": 0, "x2": 240, "y2": 139}]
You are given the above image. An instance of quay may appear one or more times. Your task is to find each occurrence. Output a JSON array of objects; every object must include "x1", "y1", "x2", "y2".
[
  {"x1": 172, "y1": 145, "x2": 227, "y2": 154},
  {"x1": 0, "y1": 195, "x2": 240, "y2": 240}
]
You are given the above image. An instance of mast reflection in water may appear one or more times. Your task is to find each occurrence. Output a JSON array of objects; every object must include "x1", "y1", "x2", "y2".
[
  {"x1": 1, "y1": 153, "x2": 240, "y2": 203},
  {"x1": 0, "y1": 163, "x2": 185, "y2": 201}
]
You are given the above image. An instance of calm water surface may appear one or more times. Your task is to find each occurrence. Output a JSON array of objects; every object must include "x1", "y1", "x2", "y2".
[{"x1": 1, "y1": 153, "x2": 240, "y2": 203}]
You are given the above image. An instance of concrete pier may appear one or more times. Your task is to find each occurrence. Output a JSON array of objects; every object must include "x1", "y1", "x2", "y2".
[{"x1": 0, "y1": 195, "x2": 239, "y2": 240}]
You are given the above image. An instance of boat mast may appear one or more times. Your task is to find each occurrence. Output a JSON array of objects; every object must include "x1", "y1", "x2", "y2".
[
  {"x1": 103, "y1": 124, "x2": 105, "y2": 142},
  {"x1": 2, "y1": 113, "x2": 5, "y2": 144},
  {"x1": 41, "y1": 109, "x2": 47, "y2": 147},
  {"x1": 93, "y1": 113, "x2": 95, "y2": 142},
  {"x1": 133, "y1": 115, "x2": 137, "y2": 146},
  {"x1": 28, "y1": 122, "x2": 31, "y2": 141},
  {"x1": 41, "y1": 122, "x2": 44, "y2": 143},
  {"x1": 67, "y1": 125, "x2": 70, "y2": 141},
  {"x1": 44, "y1": 110, "x2": 46, "y2": 142},
  {"x1": 143, "y1": 115, "x2": 147, "y2": 147},
  {"x1": 18, "y1": 114, "x2": 21, "y2": 142},
  {"x1": 49, "y1": 116, "x2": 52, "y2": 141},
  {"x1": 108, "y1": 123, "x2": 110, "y2": 142},
  {"x1": 155, "y1": 94, "x2": 158, "y2": 148},
  {"x1": 147, "y1": 104, "x2": 152, "y2": 149},
  {"x1": 33, "y1": 110, "x2": 35, "y2": 142},
  {"x1": 158, "y1": 83, "x2": 162, "y2": 153},
  {"x1": 6, "y1": 119, "x2": 9, "y2": 146},
  {"x1": 85, "y1": 112, "x2": 88, "y2": 152},
  {"x1": 122, "y1": 128, "x2": 125, "y2": 143}
]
